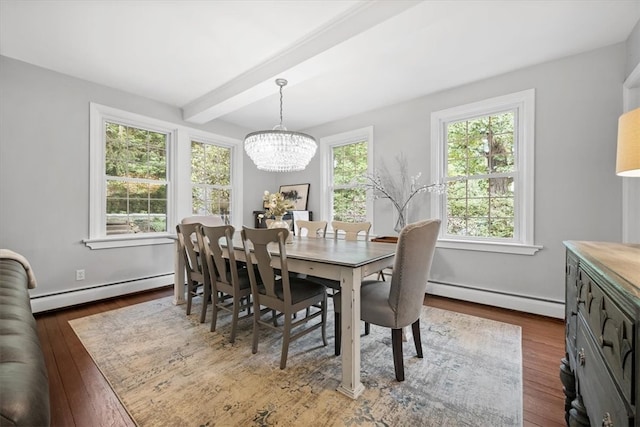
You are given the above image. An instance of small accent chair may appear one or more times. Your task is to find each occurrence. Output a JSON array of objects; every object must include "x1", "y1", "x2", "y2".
[
  {"x1": 176, "y1": 223, "x2": 208, "y2": 321},
  {"x1": 334, "y1": 219, "x2": 441, "y2": 381},
  {"x1": 197, "y1": 224, "x2": 252, "y2": 343},
  {"x1": 295, "y1": 220, "x2": 327, "y2": 238},
  {"x1": 331, "y1": 220, "x2": 371, "y2": 241},
  {"x1": 241, "y1": 226, "x2": 328, "y2": 369}
]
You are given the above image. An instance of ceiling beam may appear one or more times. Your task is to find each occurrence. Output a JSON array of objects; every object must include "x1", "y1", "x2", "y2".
[{"x1": 181, "y1": 0, "x2": 422, "y2": 124}]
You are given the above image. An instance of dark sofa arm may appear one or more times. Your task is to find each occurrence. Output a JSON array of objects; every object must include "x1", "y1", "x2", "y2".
[{"x1": 0, "y1": 259, "x2": 50, "y2": 427}]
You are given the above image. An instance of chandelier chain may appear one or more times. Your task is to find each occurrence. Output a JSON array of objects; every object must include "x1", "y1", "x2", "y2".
[{"x1": 279, "y1": 84, "x2": 284, "y2": 127}]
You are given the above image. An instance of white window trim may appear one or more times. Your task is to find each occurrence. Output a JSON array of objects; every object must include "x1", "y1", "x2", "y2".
[
  {"x1": 186, "y1": 130, "x2": 243, "y2": 226},
  {"x1": 430, "y1": 89, "x2": 541, "y2": 255},
  {"x1": 85, "y1": 103, "x2": 242, "y2": 249},
  {"x1": 320, "y1": 126, "x2": 374, "y2": 234}
]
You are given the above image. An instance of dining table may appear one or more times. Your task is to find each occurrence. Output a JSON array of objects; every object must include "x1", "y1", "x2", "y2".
[{"x1": 173, "y1": 233, "x2": 396, "y2": 399}]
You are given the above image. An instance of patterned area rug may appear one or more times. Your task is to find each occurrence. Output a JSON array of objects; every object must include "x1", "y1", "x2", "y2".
[{"x1": 69, "y1": 296, "x2": 522, "y2": 426}]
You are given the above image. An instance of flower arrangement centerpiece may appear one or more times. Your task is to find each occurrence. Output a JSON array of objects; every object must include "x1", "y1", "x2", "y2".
[
  {"x1": 262, "y1": 190, "x2": 295, "y2": 218},
  {"x1": 362, "y1": 154, "x2": 446, "y2": 233},
  {"x1": 259, "y1": 191, "x2": 295, "y2": 242}
]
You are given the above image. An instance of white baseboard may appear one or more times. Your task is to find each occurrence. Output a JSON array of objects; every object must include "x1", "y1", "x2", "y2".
[
  {"x1": 426, "y1": 280, "x2": 565, "y2": 319},
  {"x1": 30, "y1": 274, "x2": 173, "y2": 314}
]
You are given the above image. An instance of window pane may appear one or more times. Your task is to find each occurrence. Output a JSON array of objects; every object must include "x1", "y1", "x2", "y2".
[
  {"x1": 103, "y1": 121, "x2": 168, "y2": 235},
  {"x1": 333, "y1": 141, "x2": 367, "y2": 185},
  {"x1": 445, "y1": 110, "x2": 516, "y2": 240},
  {"x1": 191, "y1": 141, "x2": 232, "y2": 220},
  {"x1": 333, "y1": 188, "x2": 366, "y2": 222}
]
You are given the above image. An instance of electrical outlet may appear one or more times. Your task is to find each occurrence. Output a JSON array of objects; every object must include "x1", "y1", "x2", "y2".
[{"x1": 76, "y1": 269, "x2": 85, "y2": 281}]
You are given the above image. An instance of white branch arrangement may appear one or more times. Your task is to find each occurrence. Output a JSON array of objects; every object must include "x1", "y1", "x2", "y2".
[{"x1": 361, "y1": 154, "x2": 446, "y2": 232}]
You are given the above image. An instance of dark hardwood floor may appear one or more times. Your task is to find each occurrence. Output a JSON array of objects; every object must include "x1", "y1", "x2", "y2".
[{"x1": 35, "y1": 287, "x2": 566, "y2": 427}]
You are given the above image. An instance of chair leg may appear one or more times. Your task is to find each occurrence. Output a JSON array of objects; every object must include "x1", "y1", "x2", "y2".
[
  {"x1": 186, "y1": 281, "x2": 195, "y2": 315},
  {"x1": 229, "y1": 295, "x2": 241, "y2": 343},
  {"x1": 321, "y1": 295, "x2": 327, "y2": 346},
  {"x1": 200, "y1": 281, "x2": 210, "y2": 324},
  {"x1": 252, "y1": 302, "x2": 260, "y2": 355},
  {"x1": 365, "y1": 322, "x2": 370, "y2": 335},
  {"x1": 411, "y1": 319, "x2": 423, "y2": 358},
  {"x1": 280, "y1": 313, "x2": 292, "y2": 369},
  {"x1": 334, "y1": 312, "x2": 341, "y2": 356},
  {"x1": 392, "y1": 328, "x2": 405, "y2": 382},
  {"x1": 210, "y1": 289, "x2": 219, "y2": 332}
]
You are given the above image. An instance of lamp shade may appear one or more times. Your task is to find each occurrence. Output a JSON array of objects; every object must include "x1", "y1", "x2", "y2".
[{"x1": 616, "y1": 107, "x2": 640, "y2": 177}]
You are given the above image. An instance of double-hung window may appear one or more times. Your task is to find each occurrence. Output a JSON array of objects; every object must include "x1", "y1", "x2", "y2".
[
  {"x1": 320, "y1": 127, "x2": 373, "y2": 228},
  {"x1": 87, "y1": 104, "x2": 242, "y2": 249},
  {"x1": 190, "y1": 139, "x2": 232, "y2": 222},
  {"x1": 430, "y1": 89, "x2": 540, "y2": 255}
]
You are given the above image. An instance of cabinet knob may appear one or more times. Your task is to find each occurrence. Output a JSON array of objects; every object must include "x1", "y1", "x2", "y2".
[
  {"x1": 602, "y1": 412, "x2": 613, "y2": 427},
  {"x1": 578, "y1": 348, "x2": 586, "y2": 366}
]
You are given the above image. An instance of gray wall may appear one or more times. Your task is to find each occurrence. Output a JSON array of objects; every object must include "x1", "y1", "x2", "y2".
[
  {"x1": 295, "y1": 43, "x2": 626, "y2": 313},
  {"x1": 0, "y1": 56, "x2": 255, "y2": 309},
  {"x1": 0, "y1": 40, "x2": 630, "y2": 315}
]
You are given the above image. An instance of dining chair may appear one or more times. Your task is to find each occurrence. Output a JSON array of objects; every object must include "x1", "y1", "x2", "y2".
[
  {"x1": 295, "y1": 220, "x2": 327, "y2": 238},
  {"x1": 241, "y1": 226, "x2": 328, "y2": 369},
  {"x1": 331, "y1": 220, "x2": 371, "y2": 241},
  {"x1": 311, "y1": 221, "x2": 373, "y2": 294},
  {"x1": 197, "y1": 224, "x2": 252, "y2": 343},
  {"x1": 333, "y1": 219, "x2": 441, "y2": 381},
  {"x1": 176, "y1": 223, "x2": 208, "y2": 320},
  {"x1": 181, "y1": 215, "x2": 225, "y2": 226}
]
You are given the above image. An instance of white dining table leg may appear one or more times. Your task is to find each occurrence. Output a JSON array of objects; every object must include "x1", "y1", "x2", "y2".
[
  {"x1": 337, "y1": 267, "x2": 365, "y2": 399},
  {"x1": 173, "y1": 239, "x2": 186, "y2": 305}
]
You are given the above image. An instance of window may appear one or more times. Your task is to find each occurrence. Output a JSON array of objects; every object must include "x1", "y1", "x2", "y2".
[
  {"x1": 430, "y1": 90, "x2": 540, "y2": 255},
  {"x1": 191, "y1": 140, "x2": 232, "y2": 222},
  {"x1": 320, "y1": 127, "x2": 373, "y2": 227},
  {"x1": 105, "y1": 122, "x2": 168, "y2": 235},
  {"x1": 86, "y1": 103, "x2": 243, "y2": 249}
]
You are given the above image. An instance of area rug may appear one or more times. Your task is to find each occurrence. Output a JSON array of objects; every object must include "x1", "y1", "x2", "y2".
[{"x1": 69, "y1": 296, "x2": 522, "y2": 426}]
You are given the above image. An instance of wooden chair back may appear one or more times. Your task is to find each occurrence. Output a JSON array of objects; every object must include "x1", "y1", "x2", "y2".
[
  {"x1": 181, "y1": 215, "x2": 225, "y2": 226},
  {"x1": 296, "y1": 220, "x2": 327, "y2": 238},
  {"x1": 331, "y1": 221, "x2": 371, "y2": 241}
]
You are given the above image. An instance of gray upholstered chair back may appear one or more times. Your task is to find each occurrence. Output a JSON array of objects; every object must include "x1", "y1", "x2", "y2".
[{"x1": 388, "y1": 219, "x2": 441, "y2": 328}]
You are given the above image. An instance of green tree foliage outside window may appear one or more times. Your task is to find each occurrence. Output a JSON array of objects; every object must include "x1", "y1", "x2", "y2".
[
  {"x1": 105, "y1": 122, "x2": 168, "y2": 234},
  {"x1": 191, "y1": 141, "x2": 232, "y2": 219},
  {"x1": 446, "y1": 111, "x2": 515, "y2": 238},
  {"x1": 332, "y1": 141, "x2": 367, "y2": 222}
]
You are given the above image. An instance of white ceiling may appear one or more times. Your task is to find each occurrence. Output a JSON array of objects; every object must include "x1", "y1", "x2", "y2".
[{"x1": 1, "y1": 0, "x2": 639, "y2": 132}]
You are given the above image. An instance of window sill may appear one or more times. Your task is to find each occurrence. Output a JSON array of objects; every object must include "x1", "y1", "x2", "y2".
[
  {"x1": 83, "y1": 233, "x2": 175, "y2": 250},
  {"x1": 436, "y1": 239, "x2": 542, "y2": 255}
]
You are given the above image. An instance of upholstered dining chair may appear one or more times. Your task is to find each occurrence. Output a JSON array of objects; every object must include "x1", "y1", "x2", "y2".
[
  {"x1": 176, "y1": 223, "x2": 208, "y2": 320},
  {"x1": 331, "y1": 220, "x2": 371, "y2": 241},
  {"x1": 295, "y1": 220, "x2": 327, "y2": 238},
  {"x1": 333, "y1": 219, "x2": 440, "y2": 381},
  {"x1": 197, "y1": 224, "x2": 252, "y2": 343},
  {"x1": 241, "y1": 226, "x2": 328, "y2": 369}
]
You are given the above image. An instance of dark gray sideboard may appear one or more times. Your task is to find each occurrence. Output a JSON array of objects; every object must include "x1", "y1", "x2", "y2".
[{"x1": 561, "y1": 241, "x2": 639, "y2": 427}]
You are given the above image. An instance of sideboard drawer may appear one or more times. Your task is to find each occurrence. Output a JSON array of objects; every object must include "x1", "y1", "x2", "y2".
[
  {"x1": 566, "y1": 251, "x2": 579, "y2": 365},
  {"x1": 576, "y1": 316, "x2": 631, "y2": 426},
  {"x1": 578, "y1": 268, "x2": 635, "y2": 402}
]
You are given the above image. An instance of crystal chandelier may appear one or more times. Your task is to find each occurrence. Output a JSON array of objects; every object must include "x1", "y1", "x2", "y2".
[{"x1": 244, "y1": 79, "x2": 317, "y2": 172}]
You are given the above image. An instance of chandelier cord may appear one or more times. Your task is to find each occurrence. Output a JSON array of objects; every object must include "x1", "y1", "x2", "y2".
[{"x1": 279, "y1": 84, "x2": 284, "y2": 128}]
